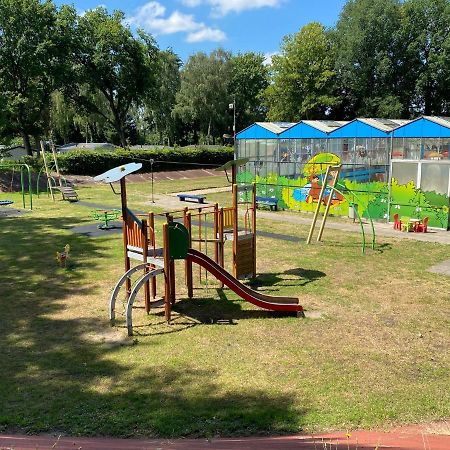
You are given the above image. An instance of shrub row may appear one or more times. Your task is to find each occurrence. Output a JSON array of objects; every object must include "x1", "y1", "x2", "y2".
[{"x1": 25, "y1": 147, "x2": 235, "y2": 176}]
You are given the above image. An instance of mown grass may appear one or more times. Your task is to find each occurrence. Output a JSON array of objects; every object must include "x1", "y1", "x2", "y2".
[{"x1": 0, "y1": 181, "x2": 449, "y2": 438}]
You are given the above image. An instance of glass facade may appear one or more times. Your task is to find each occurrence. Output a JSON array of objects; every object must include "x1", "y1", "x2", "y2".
[{"x1": 236, "y1": 118, "x2": 450, "y2": 230}]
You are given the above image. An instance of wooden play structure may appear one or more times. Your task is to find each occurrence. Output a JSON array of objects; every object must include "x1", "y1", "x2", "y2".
[{"x1": 95, "y1": 162, "x2": 303, "y2": 336}]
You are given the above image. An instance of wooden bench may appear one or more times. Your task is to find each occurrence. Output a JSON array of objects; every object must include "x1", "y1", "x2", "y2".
[
  {"x1": 256, "y1": 196, "x2": 278, "y2": 211},
  {"x1": 177, "y1": 193, "x2": 206, "y2": 204},
  {"x1": 54, "y1": 186, "x2": 79, "y2": 202}
]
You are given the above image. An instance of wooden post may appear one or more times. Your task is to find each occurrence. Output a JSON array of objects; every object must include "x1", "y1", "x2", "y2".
[
  {"x1": 120, "y1": 177, "x2": 131, "y2": 297},
  {"x1": 218, "y1": 208, "x2": 224, "y2": 288},
  {"x1": 232, "y1": 184, "x2": 238, "y2": 278},
  {"x1": 306, "y1": 166, "x2": 330, "y2": 244},
  {"x1": 50, "y1": 141, "x2": 63, "y2": 188},
  {"x1": 213, "y1": 203, "x2": 219, "y2": 264},
  {"x1": 167, "y1": 215, "x2": 176, "y2": 305},
  {"x1": 162, "y1": 223, "x2": 171, "y2": 322},
  {"x1": 142, "y1": 218, "x2": 150, "y2": 313},
  {"x1": 317, "y1": 166, "x2": 341, "y2": 242},
  {"x1": 40, "y1": 141, "x2": 55, "y2": 201},
  {"x1": 185, "y1": 212, "x2": 193, "y2": 299},
  {"x1": 148, "y1": 212, "x2": 157, "y2": 299},
  {"x1": 252, "y1": 183, "x2": 257, "y2": 279}
]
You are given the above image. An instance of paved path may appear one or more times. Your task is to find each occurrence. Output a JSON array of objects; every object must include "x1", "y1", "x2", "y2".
[
  {"x1": 1, "y1": 422, "x2": 449, "y2": 449},
  {"x1": 256, "y1": 210, "x2": 450, "y2": 245},
  {"x1": 428, "y1": 259, "x2": 450, "y2": 276}
]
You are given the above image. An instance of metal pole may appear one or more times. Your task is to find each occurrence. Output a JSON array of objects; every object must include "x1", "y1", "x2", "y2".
[{"x1": 150, "y1": 159, "x2": 154, "y2": 203}]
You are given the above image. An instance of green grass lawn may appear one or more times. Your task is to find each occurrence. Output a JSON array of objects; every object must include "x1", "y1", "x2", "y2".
[{"x1": 0, "y1": 180, "x2": 449, "y2": 438}]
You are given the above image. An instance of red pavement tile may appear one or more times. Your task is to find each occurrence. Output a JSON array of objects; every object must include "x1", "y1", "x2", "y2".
[{"x1": 1, "y1": 426, "x2": 449, "y2": 450}]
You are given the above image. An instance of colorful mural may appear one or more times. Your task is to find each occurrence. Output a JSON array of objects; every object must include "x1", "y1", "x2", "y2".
[{"x1": 237, "y1": 153, "x2": 449, "y2": 229}]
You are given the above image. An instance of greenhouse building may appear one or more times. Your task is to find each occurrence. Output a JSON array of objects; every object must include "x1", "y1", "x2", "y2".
[{"x1": 235, "y1": 116, "x2": 450, "y2": 230}]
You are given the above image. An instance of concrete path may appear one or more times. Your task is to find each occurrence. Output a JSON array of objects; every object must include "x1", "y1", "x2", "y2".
[
  {"x1": 256, "y1": 210, "x2": 450, "y2": 245},
  {"x1": 428, "y1": 259, "x2": 450, "y2": 276}
]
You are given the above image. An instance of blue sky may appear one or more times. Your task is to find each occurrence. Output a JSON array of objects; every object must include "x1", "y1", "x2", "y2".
[{"x1": 54, "y1": 0, "x2": 347, "y2": 62}]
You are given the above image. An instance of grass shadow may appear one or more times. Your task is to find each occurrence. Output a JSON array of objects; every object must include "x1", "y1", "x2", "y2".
[{"x1": 0, "y1": 214, "x2": 306, "y2": 438}]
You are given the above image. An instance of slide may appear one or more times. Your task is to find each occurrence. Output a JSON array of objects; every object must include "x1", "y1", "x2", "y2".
[{"x1": 187, "y1": 248, "x2": 303, "y2": 313}]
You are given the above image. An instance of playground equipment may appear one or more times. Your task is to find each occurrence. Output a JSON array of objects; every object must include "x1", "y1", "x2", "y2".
[
  {"x1": 306, "y1": 164, "x2": 376, "y2": 253},
  {"x1": 94, "y1": 162, "x2": 303, "y2": 336},
  {"x1": 92, "y1": 209, "x2": 120, "y2": 229},
  {"x1": 0, "y1": 163, "x2": 33, "y2": 210},
  {"x1": 38, "y1": 141, "x2": 78, "y2": 202}
]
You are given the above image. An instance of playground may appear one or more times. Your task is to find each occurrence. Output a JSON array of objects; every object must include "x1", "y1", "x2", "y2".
[{"x1": 0, "y1": 164, "x2": 449, "y2": 442}]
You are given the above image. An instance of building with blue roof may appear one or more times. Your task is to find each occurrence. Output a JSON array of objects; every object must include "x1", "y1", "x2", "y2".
[{"x1": 235, "y1": 117, "x2": 450, "y2": 230}]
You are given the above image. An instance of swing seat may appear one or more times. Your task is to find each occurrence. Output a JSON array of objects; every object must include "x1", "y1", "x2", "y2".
[{"x1": 0, "y1": 200, "x2": 14, "y2": 206}]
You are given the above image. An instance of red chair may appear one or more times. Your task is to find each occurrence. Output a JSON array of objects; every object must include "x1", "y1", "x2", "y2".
[
  {"x1": 393, "y1": 213, "x2": 402, "y2": 230},
  {"x1": 414, "y1": 216, "x2": 428, "y2": 233}
]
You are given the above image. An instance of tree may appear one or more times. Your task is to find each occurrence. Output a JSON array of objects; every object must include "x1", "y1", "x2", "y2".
[
  {"x1": 0, "y1": 0, "x2": 75, "y2": 155},
  {"x1": 71, "y1": 7, "x2": 159, "y2": 147},
  {"x1": 333, "y1": 0, "x2": 404, "y2": 117},
  {"x1": 265, "y1": 22, "x2": 340, "y2": 121},
  {"x1": 143, "y1": 49, "x2": 181, "y2": 145},
  {"x1": 400, "y1": 0, "x2": 450, "y2": 115},
  {"x1": 173, "y1": 49, "x2": 231, "y2": 143},
  {"x1": 229, "y1": 52, "x2": 269, "y2": 133}
]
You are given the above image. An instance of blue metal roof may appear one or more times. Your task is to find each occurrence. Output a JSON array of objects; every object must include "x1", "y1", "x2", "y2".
[
  {"x1": 236, "y1": 122, "x2": 294, "y2": 139},
  {"x1": 279, "y1": 122, "x2": 329, "y2": 138},
  {"x1": 392, "y1": 116, "x2": 450, "y2": 138},
  {"x1": 328, "y1": 119, "x2": 390, "y2": 138}
]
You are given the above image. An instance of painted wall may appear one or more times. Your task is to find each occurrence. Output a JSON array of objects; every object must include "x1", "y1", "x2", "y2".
[{"x1": 237, "y1": 153, "x2": 450, "y2": 229}]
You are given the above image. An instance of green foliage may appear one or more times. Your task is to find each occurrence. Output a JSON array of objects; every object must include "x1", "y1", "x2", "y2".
[
  {"x1": 54, "y1": 147, "x2": 234, "y2": 175},
  {"x1": 400, "y1": 0, "x2": 450, "y2": 115},
  {"x1": 70, "y1": 8, "x2": 159, "y2": 147},
  {"x1": 0, "y1": 0, "x2": 76, "y2": 154},
  {"x1": 173, "y1": 49, "x2": 232, "y2": 143},
  {"x1": 333, "y1": 0, "x2": 404, "y2": 117},
  {"x1": 265, "y1": 22, "x2": 340, "y2": 121},
  {"x1": 229, "y1": 53, "x2": 269, "y2": 131}
]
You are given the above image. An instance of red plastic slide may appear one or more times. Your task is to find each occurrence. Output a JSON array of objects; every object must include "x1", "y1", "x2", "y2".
[{"x1": 187, "y1": 248, "x2": 303, "y2": 313}]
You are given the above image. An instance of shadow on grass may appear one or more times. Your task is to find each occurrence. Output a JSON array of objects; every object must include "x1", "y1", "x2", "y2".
[
  {"x1": 0, "y1": 216, "x2": 306, "y2": 438},
  {"x1": 173, "y1": 290, "x2": 299, "y2": 325},
  {"x1": 249, "y1": 267, "x2": 326, "y2": 290}
]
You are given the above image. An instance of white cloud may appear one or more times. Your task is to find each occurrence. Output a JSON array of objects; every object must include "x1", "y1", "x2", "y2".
[
  {"x1": 187, "y1": 27, "x2": 226, "y2": 42},
  {"x1": 263, "y1": 51, "x2": 279, "y2": 66},
  {"x1": 182, "y1": 0, "x2": 203, "y2": 6},
  {"x1": 182, "y1": 0, "x2": 283, "y2": 16},
  {"x1": 128, "y1": 1, "x2": 226, "y2": 42}
]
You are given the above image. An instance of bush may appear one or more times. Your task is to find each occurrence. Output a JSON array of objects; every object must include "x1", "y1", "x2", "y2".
[{"x1": 55, "y1": 147, "x2": 234, "y2": 175}]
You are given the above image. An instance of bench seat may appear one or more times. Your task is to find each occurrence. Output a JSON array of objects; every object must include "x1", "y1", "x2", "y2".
[
  {"x1": 177, "y1": 193, "x2": 206, "y2": 203},
  {"x1": 256, "y1": 196, "x2": 278, "y2": 211}
]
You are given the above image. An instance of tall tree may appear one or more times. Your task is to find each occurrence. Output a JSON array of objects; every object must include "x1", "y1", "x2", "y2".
[
  {"x1": 173, "y1": 49, "x2": 231, "y2": 143},
  {"x1": 143, "y1": 49, "x2": 181, "y2": 145},
  {"x1": 0, "y1": 0, "x2": 75, "y2": 155},
  {"x1": 229, "y1": 52, "x2": 269, "y2": 133},
  {"x1": 265, "y1": 22, "x2": 340, "y2": 121},
  {"x1": 71, "y1": 7, "x2": 159, "y2": 147},
  {"x1": 400, "y1": 0, "x2": 450, "y2": 115},
  {"x1": 333, "y1": 0, "x2": 403, "y2": 117}
]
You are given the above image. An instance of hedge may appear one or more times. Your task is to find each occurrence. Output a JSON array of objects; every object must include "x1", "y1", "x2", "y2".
[{"x1": 24, "y1": 147, "x2": 235, "y2": 176}]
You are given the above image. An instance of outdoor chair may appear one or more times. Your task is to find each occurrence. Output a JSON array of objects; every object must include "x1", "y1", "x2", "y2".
[
  {"x1": 414, "y1": 216, "x2": 428, "y2": 233},
  {"x1": 393, "y1": 213, "x2": 402, "y2": 230}
]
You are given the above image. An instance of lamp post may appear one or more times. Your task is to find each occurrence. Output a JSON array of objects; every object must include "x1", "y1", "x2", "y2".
[{"x1": 229, "y1": 98, "x2": 236, "y2": 141}]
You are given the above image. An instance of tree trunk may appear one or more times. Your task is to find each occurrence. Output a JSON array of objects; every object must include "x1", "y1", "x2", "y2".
[
  {"x1": 119, "y1": 126, "x2": 127, "y2": 148},
  {"x1": 21, "y1": 131, "x2": 33, "y2": 156}
]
